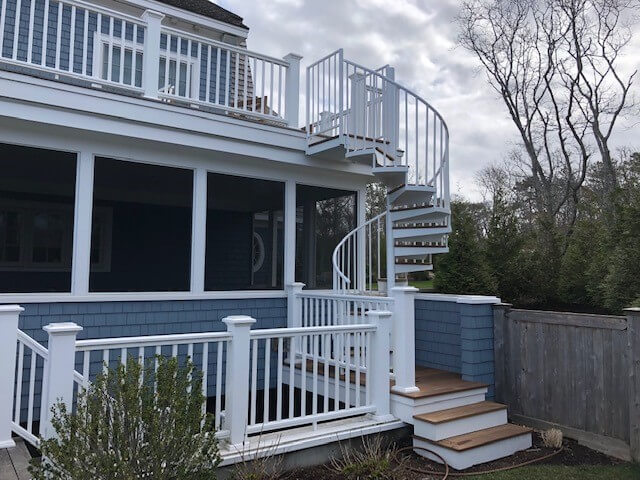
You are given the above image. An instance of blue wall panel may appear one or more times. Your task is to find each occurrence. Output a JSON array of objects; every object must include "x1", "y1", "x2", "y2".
[{"x1": 415, "y1": 298, "x2": 496, "y2": 399}]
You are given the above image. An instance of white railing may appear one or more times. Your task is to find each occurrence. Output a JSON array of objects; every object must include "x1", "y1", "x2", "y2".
[
  {"x1": 332, "y1": 212, "x2": 387, "y2": 294},
  {"x1": 306, "y1": 49, "x2": 450, "y2": 206},
  {"x1": 0, "y1": 2, "x2": 299, "y2": 125},
  {"x1": 298, "y1": 290, "x2": 393, "y2": 326},
  {"x1": 11, "y1": 330, "x2": 49, "y2": 447},
  {"x1": 157, "y1": 27, "x2": 289, "y2": 122},
  {"x1": 0, "y1": 0, "x2": 146, "y2": 89},
  {"x1": 3, "y1": 310, "x2": 393, "y2": 449},
  {"x1": 74, "y1": 330, "x2": 232, "y2": 437},
  {"x1": 247, "y1": 324, "x2": 376, "y2": 434}
]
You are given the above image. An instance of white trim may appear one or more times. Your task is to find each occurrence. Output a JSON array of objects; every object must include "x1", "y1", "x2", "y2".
[
  {"x1": 189, "y1": 167, "x2": 207, "y2": 293},
  {"x1": 71, "y1": 152, "x2": 95, "y2": 294},
  {"x1": 415, "y1": 293, "x2": 502, "y2": 305},
  {"x1": 0, "y1": 290, "x2": 286, "y2": 304},
  {"x1": 283, "y1": 180, "x2": 296, "y2": 285}
]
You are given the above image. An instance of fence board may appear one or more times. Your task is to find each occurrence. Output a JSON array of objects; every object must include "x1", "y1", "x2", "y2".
[{"x1": 494, "y1": 306, "x2": 637, "y2": 460}]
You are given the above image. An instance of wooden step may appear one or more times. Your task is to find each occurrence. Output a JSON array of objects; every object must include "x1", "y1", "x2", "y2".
[
  {"x1": 414, "y1": 401, "x2": 506, "y2": 424},
  {"x1": 418, "y1": 424, "x2": 532, "y2": 452},
  {"x1": 393, "y1": 368, "x2": 488, "y2": 400}
]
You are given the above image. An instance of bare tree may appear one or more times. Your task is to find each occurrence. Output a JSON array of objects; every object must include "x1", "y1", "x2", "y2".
[{"x1": 458, "y1": 0, "x2": 636, "y2": 249}]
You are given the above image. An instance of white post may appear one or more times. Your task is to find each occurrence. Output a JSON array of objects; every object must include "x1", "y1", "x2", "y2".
[
  {"x1": 366, "y1": 310, "x2": 394, "y2": 421},
  {"x1": 141, "y1": 10, "x2": 165, "y2": 99},
  {"x1": 356, "y1": 187, "x2": 366, "y2": 291},
  {"x1": 286, "y1": 282, "x2": 305, "y2": 329},
  {"x1": 0, "y1": 305, "x2": 24, "y2": 448},
  {"x1": 390, "y1": 286, "x2": 419, "y2": 394},
  {"x1": 283, "y1": 180, "x2": 296, "y2": 285},
  {"x1": 283, "y1": 53, "x2": 302, "y2": 128},
  {"x1": 40, "y1": 322, "x2": 83, "y2": 440},
  {"x1": 190, "y1": 168, "x2": 207, "y2": 293},
  {"x1": 382, "y1": 66, "x2": 398, "y2": 157},
  {"x1": 71, "y1": 152, "x2": 94, "y2": 295},
  {"x1": 223, "y1": 315, "x2": 255, "y2": 448}
]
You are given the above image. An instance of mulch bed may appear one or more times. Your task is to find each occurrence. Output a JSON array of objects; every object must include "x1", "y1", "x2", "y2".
[{"x1": 280, "y1": 431, "x2": 625, "y2": 479}]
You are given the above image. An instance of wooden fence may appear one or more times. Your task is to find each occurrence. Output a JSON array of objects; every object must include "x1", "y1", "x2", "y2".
[{"x1": 493, "y1": 305, "x2": 640, "y2": 461}]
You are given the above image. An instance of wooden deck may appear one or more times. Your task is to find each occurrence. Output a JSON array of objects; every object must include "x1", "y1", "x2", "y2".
[
  {"x1": 290, "y1": 361, "x2": 487, "y2": 400},
  {"x1": 0, "y1": 439, "x2": 31, "y2": 480}
]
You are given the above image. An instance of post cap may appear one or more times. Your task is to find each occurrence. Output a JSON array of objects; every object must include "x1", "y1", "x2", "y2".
[
  {"x1": 284, "y1": 52, "x2": 303, "y2": 62},
  {"x1": 0, "y1": 304, "x2": 25, "y2": 314},
  {"x1": 624, "y1": 307, "x2": 640, "y2": 315},
  {"x1": 391, "y1": 286, "x2": 419, "y2": 293},
  {"x1": 142, "y1": 9, "x2": 165, "y2": 21},
  {"x1": 286, "y1": 282, "x2": 306, "y2": 291},
  {"x1": 222, "y1": 315, "x2": 256, "y2": 327},
  {"x1": 43, "y1": 322, "x2": 83, "y2": 335}
]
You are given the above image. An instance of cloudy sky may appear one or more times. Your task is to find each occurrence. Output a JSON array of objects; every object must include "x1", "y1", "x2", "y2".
[{"x1": 217, "y1": 0, "x2": 640, "y2": 201}]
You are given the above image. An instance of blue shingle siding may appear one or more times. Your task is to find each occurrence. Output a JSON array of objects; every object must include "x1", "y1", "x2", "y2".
[
  {"x1": 415, "y1": 298, "x2": 496, "y2": 399},
  {"x1": 16, "y1": 297, "x2": 287, "y2": 423},
  {"x1": 2, "y1": 0, "x2": 17, "y2": 58}
]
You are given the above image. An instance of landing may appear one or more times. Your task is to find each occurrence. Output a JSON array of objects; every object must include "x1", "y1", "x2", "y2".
[
  {"x1": 393, "y1": 367, "x2": 488, "y2": 399},
  {"x1": 0, "y1": 439, "x2": 31, "y2": 480}
]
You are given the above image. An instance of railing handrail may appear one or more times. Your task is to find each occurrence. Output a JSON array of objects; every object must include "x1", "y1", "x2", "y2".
[
  {"x1": 297, "y1": 291, "x2": 394, "y2": 303},
  {"x1": 76, "y1": 331, "x2": 232, "y2": 350},
  {"x1": 160, "y1": 26, "x2": 291, "y2": 68},
  {"x1": 332, "y1": 211, "x2": 386, "y2": 291},
  {"x1": 250, "y1": 323, "x2": 376, "y2": 340},
  {"x1": 16, "y1": 330, "x2": 49, "y2": 359}
]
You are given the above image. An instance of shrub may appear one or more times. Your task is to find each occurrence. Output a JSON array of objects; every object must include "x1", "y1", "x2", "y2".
[
  {"x1": 30, "y1": 356, "x2": 221, "y2": 480},
  {"x1": 329, "y1": 435, "x2": 405, "y2": 480}
]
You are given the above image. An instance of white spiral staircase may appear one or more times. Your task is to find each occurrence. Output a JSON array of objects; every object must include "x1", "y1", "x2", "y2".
[{"x1": 305, "y1": 50, "x2": 451, "y2": 293}]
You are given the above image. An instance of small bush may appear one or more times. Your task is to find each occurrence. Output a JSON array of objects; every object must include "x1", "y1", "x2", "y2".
[
  {"x1": 329, "y1": 435, "x2": 405, "y2": 480},
  {"x1": 232, "y1": 434, "x2": 283, "y2": 480},
  {"x1": 541, "y1": 428, "x2": 563, "y2": 449},
  {"x1": 30, "y1": 356, "x2": 221, "y2": 479}
]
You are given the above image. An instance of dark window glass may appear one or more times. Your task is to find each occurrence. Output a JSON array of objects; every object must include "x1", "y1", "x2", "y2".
[
  {"x1": 205, "y1": 173, "x2": 284, "y2": 291},
  {"x1": 89, "y1": 158, "x2": 192, "y2": 292},
  {"x1": 295, "y1": 185, "x2": 356, "y2": 289},
  {"x1": 0, "y1": 143, "x2": 76, "y2": 292}
]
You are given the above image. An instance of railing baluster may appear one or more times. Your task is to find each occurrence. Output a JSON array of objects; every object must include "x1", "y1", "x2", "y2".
[
  {"x1": 82, "y1": 350, "x2": 90, "y2": 390},
  {"x1": 27, "y1": 0, "x2": 35, "y2": 63},
  {"x1": 288, "y1": 336, "x2": 294, "y2": 419},
  {"x1": 13, "y1": 342, "x2": 24, "y2": 424},
  {"x1": 225, "y1": 47, "x2": 230, "y2": 106},
  {"x1": 26, "y1": 349, "x2": 36, "y2": 432},
  {"x1": 201, "y1": 341, "x2": 208, "y2": 416},
  {"x1": 323, "y1": 333, "x2": 329, "y2": 412},
  {"x1": 276, "y1": 337, "x2": 283, "y2": 421},
  {"x1": 311, "y1": 334, "x2": 318, "y2": 424},
  {"x1": 250, "y1": 338, "x2": 257, "y2": 425},
  {"x1": 333, "y1": 331, "x2": 340, "y2": 411},
  {"x1": 300, "y1": 333, "x2": 306, "y2": 416},
  {"x1": 263, "y1": 337, "x2": 271, "y2": 423},
  {"x1": 215, "y1": 341, "x2": 223, "y2": 429},
  {"x1": 12, "y1": 0, "x2": 22, "y2": 61},
  {"x1": 234, "y1": 51, "x2": 239, "y2": 108}
]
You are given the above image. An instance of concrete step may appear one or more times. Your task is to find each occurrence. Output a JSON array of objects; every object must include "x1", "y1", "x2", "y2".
[
  {"x1": 413, "y1": 401, "x2": 508, "y2": 441},
  {"x1": 413, "y1": 424, "x2": 533, "y2": 470}
]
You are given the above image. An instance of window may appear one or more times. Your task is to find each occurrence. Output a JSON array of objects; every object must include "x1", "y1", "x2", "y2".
[
  {"x1": 295, "y1": 186, "x2": 356, "y2": 289},
  {"x1": 0, "y1": 143, "x2": 76, "y2": 292},
  {"x1": 90, "y1": 158, "x2": 192, "y2": 292},
  {"x1": 205, "y1": 173, "x2": 284, "y2": 291}
]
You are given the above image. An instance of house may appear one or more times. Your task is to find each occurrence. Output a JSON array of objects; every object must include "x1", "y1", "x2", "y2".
[{"x1": 0, "y1": 0, "x2": 532, "y2": 470}]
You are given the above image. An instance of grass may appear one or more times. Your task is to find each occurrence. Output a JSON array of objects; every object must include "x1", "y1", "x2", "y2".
[{"x1": 465, "y1": 464, "x2": 640, "y2": 480}]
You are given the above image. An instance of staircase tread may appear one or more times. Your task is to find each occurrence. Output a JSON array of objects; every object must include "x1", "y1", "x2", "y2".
[
  {"x1": 413, "y1": 401, "x2": 507, "y2": 424},
  {"x1": 414, "y1": 424, "x2": 532, "y2": 452},
  {"x1": 391, "y1": 204, "x2": 436, "y2": 212},
  {"x1": 393, "y1": 224, "x2": 446, "y2": 229},
  {"x1": 393, "y1": 368, "x2": 488, "y2": 399}
]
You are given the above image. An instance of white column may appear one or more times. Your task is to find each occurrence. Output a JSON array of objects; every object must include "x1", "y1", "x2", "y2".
[
  {"x1": 71, "y1": 152, "x2": 95, "y2": 295},
  {"x1": 366, "y1": 310, "x2": 394, "y2": 421},
  {"x1": 382, "y1": 66, "x2": 398, "y2": 156},
  {"x1": 390, "y1": 286, "x2": 419, "y2": 394},
  {"x1": 141, "y1": 10, "x2": 165, "y2": 99},
  {"x1": 283, "y1": 53, "x2": 302, "y2": 128},
  {"x1": 190, "y1": 168, "x2": 207, "y2": 293},
  {"x1": 283, "y1": 180, "x2": 296, "y2": 285},
  {"x1": 223, "y1": 315, "x2": 255, "y2": 448},
  {"x1": 0, "y1": 305, "x2": 24, "y2": 448},
  {"x1": 356, "y1": 187, "x2": 366, "y2": 291},
  {"x1": 40, "y1": 322, "x2": 83, "y2": 440}
]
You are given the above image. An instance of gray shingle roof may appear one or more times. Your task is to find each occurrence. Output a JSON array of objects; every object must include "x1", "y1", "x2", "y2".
[{"x1": 153, "y1": 0, "x2": 248, "y2": 29}]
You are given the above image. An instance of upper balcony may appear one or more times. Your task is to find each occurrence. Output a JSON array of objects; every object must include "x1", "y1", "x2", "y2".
[{"x1": 0, "y1": 0, "x2": 301, "y2": 127}]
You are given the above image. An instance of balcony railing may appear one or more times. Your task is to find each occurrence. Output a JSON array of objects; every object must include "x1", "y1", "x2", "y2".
[{"x1": 0, "y1": 0, "x2": 300, "y2": 125}]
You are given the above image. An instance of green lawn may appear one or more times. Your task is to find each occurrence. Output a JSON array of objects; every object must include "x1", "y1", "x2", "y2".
[
  {"x1": 408, "y1": 279, "x2": 434, "y2": 290},
  {"x1": 464, "y1": 464, "x2": 640, "y2": 480}
]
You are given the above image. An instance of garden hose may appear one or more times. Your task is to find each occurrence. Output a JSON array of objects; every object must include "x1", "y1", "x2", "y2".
[{"x1": 397, "y1": 445, "x2": 563, "y2": 478}]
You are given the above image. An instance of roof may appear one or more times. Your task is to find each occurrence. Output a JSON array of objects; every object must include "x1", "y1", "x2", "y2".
[{"x1": 153, "y1": 0, "x2": 249, "y2": 29}]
